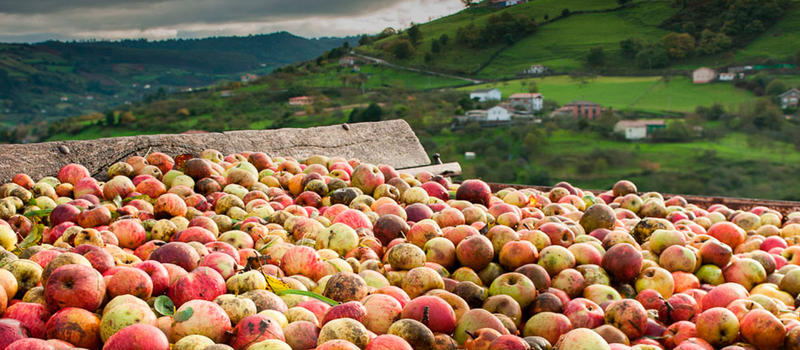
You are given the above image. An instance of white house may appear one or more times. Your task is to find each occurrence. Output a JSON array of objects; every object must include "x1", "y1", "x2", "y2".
[
  {"x1": 509, "y1": 93, "x2": 543, "y2": 111},
  {"x1": 780, "y1": 88, "x2": 800, "y2": 109},
  {"x1": 491, "y1": 0, "x2": 527, "y2": 7},
  {"x1": 523, "y1": 65, "x2": 547, "y2": 75},
  {"x1": 692, "y1": 67, "x2": 717, "y2": 84},
  {"x1": 487, "y1": 106, "x2": 512, "y2": 121},
  {"x1": 718, "y1": 73, "x2": 735, "y2": 81},
  {"x1": 614, "y1": 120, "x2": 666, "y2": 140},
  {"x1": 470, "y1": 88, "x2": 502, "y2": 102}
]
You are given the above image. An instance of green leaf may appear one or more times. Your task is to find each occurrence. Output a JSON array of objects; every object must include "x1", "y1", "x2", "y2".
[
  {"x1": 122, "y1": 194, "x2": 152, "y2": 203},
  {"x1": 154, "y1": 295, "x2": 175, "y2": 316},
  {"x1": 23, "y1": 209, "x2": 53, "y2": 218},
  {"x1": 173, "y1": 306, "x2": 193, "y2": 322},
  {"x1": 276, "y1": 289, "x2": 339, "y2": 306},
  {"x1": 15, "y1": 224, "x2": 43, "y2": 254}
]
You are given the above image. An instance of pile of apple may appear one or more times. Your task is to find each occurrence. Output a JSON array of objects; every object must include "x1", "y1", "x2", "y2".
[{"x1": 0, "y1": 150, "x2": 799, "y2": 350}]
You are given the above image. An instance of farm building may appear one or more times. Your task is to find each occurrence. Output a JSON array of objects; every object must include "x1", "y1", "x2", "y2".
[
  {"x1": 780, "y1": 88, "x2": 800, "y2": 109},
  {"x1": 240, "y1": 73, "x2": 258, "y2": 83},
  {"x1": 614, "y1": 120, "x2": 666, "y2": 140},
  {"x1": 693, "y1": 67, "x2": 717, "y2": 84},
  {"x1": 718, "y1": 73, "x2": 736, "y2": 81},
  {"x1": 289, "y1": 96, "x2": 314, "y2": 106},
  {"x1": 487, "y1": 106, "x2": 512, "y2": 121},
  {"x1": 339, "y1": 56, "x2": 357, "y2": 67},
  {"x1": 470, "y1": 88, "x2": 502, "y2": 102},
  {"x1": 554, "y1": 101, "x2": 605, "y2": 119},
  {"x1": 491, "y1": 0, "x2": 528, "y2": 8},
  {"x1": 509, "y1": 93, "x2": 543, "y2": 112}
]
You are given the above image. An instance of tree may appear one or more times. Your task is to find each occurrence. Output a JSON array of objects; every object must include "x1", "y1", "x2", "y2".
[
  {"x1": 635, "y1": 45, "x2": 670, "y2": 69},
  {"x1": 586, "y1": 46, "x2": 606, "y2": 67},
  {"x1": 561, "y1": 8, "x2": 570, "y2": 17},
  {"x1": 104, "y1": 111, "x2": 116, "y2": 126},
  {"x1": 388, "y1": 39, "x2": 415, "y2": 59},
  {"x1": 620, "y1": 38, "x2": 643, "y2": 58},
  {"x1": 662, "y1": 32, "x2": 695, "y2": 59},
  {"x1": 617, "y1": 0, "x2": 632, "y2": 5},
  {"x1": 459, "y1": 0, "x2": 477, "y2": 7},
  {"x1": 358, "y1": 35, "x2": 372, "y2": 46},
  {"x1": 697, "y1": 30, "x2": 731, "y2": 55},
  {"x1": 407, "y1": 25, "x2": 421, "y2": 46},
  {"x1": 766, "y1": 79, "x2": 787, "y2": 96},
  {"x1": 439, "y1": 34, "x2": 449, "y2": 46},
  {"x1": 431, "y1": 40, "x2": 441, "y2": 53},
  {"x1": 349, "y1": 103, "x2": 383, "y2": 123}
]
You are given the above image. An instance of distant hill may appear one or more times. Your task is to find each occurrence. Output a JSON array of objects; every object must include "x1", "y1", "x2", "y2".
[
  {"x1": 0, "y1": 32, "x2": 355, "y2": 124},
  {"x1": 356, "y1": 0, "x2": 799, "y2": 78}
]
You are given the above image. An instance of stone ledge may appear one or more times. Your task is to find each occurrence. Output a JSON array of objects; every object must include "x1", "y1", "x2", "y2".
[{"x1": 0, "y1": 120, "x2": 430, "y2": 181}]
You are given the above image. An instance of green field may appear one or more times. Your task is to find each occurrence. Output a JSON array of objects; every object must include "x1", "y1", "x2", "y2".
[
  {"x1": 736, "y1": 1, "x2": 800, "y2": 62},
  {"x1": 479, "y1": 1, "x2": 678, "y2": 77},
  {"x1": 359, "y1": 0, "x2": 623, "y2": 74},
  {"x1": 462, "y1": 75, "x2": 758, "y2": 112},
  {"x1": 428, "y1": 128, "x2": 800, "y2": 200}
]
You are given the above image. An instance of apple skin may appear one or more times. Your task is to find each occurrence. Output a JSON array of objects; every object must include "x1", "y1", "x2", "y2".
[
  {"x1": 740, "y1": 308, "x2": 785, "y2": 350},
  {"x1": 489, "y1": 272, "x2": 537, "y2": 308},
  {"x1": 46, "y1": 307, "x2": 102, "y2": 349},
  {"x1": 5, "y1": 338, "x2": 54, "y2": 350},
  {"x1": 44, "y1": 264, "x2": 105, "y2": 313},
  {"x1": 695, "y1": 307, "x2": 740, "y2": 347},
  {"x1": 3, "y1": 302, "x2": 50, "y2": 338},
  {"x1": 722, "y1": 257, "x2": 767, "y2": 291},
  {"x1": 350, "y1": 163, "x2": 385, "y2": 195},
  {"x1": 563, "y1": 298, "x2": 605, "y2": 329},
  {"x1": 401, "y1": 295, "x2": 457, "y2": 334},
  {"x1": 601, "y1": 243, "x2": 642, "y2": 283},
  {"x1": 133, "y1": 260, "x2": 170, "y2": 296},
  {"x1": 662, "y1": 320, "x2": 697, "y2": 349},
  {"x1": 170, "y1": 300, "x2": 232, "y2": 343},
  {"x1": 321, "y1": 301, "x2": 367, "y2": 326},
  {"x1": 168, "y1": 266, "x2": 226, "y2": 307},
  {"x1": 667, "y1": 293, "x2": 700, "y2": 322},
  {"x1": 522, "y1": 311, "x2": 572, "y2": 346},
  {"x1": 228, "y1": 314, "x2": 285, "y2": 350},
  {"x1": 553, "y1": 328, "x2": 610, "y2": 350},
  {"x1": 701, "y1": 283, "x2": 749, "y2": 311},
  {"x1": 361, "y1": 293, "x2": 403, "y2": 335},
  {"x1": 284, "y1": 320, "x2": 320, "y2": 350},
  {"x1": 0, "y1": 319, "x2": 28, "y2": 349},
  {"x1": 149, "y1": 242, "x2": 201, "y2": 272},
  {"x1": 456, "y1": 180, "x2": 492, "y2": 207},
  {"x1": 707, "y1": 222, "x2": 745, "y2": 249},
  {"x1": 604, "y1": 299, "x2": 648, "y2": 340},
  {"x1": 106, "y1": 266, "x2": 153, "y2": 300},
  {"x1": 698, "y1": 239, "x2": 733, "y2": 267},
  {"x1": 102, "y1": 324, "x2": 169, "y2": 350},
  {"x1": 365, "y1": 334, "x2": 413, "y2": 350}
]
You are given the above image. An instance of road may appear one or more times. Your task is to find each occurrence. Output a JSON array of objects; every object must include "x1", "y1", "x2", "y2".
[{"x1": 349, "y1": 52, "x2": 485, "y2": 85}]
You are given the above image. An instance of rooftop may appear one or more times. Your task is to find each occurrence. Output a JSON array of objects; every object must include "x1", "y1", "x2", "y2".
[
  {"x1": 615, "y1": 119, "x2": 666, "y2": 128},
  {"x1": 510, "y1": 93, "x2": 542, "y2": 98}
]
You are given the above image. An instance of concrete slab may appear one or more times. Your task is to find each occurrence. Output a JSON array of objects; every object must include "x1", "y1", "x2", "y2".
[{"x1": 0, "y1": 120, "x2": 430, "y2": 181}]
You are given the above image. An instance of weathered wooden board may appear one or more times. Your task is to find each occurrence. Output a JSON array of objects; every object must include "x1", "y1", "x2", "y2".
[{"x1": 0, "y1": 120, "x2": 431, "y2": 181}]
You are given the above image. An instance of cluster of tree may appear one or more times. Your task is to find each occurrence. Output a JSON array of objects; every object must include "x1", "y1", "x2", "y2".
[
  {"x1": 664, "y1": 0, "x2": 789, "y2": 41},
  {"x1": 617, "y1": 29, "x2": 732, "y2": 69},
  {"x1": 734, "y1": 73, "x2": 795, "y2": 97},
  {"x1": 348, "y1": 103, "x2": 384, "y2": 123},
  {"x1": 456, "y1": 12, "x2": 537, "y2": 48}
]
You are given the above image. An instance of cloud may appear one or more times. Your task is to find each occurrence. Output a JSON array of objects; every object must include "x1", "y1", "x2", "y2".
[{"x1": 0, "y1": 0, "x2": 464, "y2": 42}]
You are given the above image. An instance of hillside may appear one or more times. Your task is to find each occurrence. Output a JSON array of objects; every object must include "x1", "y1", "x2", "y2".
[
  {"x1": 461, "y1": 75, "x2": 759, "y2": 113},
  {"x1": 357, "y1": 0, "x2": 799, "y2": 78},
  {"x1": 0, "y1": 32, "x2": 354, "y2": 124}
]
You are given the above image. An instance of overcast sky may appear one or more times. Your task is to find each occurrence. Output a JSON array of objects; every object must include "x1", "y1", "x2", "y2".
[{"x1": 0, "y1": 0, "x2": 465, "y2": 42}]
